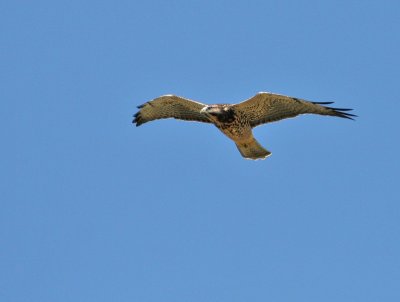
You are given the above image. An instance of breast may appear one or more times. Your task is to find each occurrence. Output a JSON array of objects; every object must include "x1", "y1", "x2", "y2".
[{"x1": 215, "y1": 113, "x2": 252, "y2": 141}]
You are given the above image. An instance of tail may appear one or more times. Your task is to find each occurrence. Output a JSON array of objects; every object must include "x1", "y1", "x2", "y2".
[{"x1": 235, "y1": 138, "x2": 271, "y2": 160}]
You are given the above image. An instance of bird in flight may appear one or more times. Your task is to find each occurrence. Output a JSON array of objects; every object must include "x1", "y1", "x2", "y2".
[{"x1": 133, "y1": 92, "x2": 356, "y2": 160}]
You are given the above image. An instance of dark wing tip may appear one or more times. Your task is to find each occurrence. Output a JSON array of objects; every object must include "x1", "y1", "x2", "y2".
[
  {"x1": 336, "y1": 113, "x2": 357, "y2": 120},
  {"x1": 312, "y1": 101, "x2": 357, "y2": 121},
  {"x1": 132, "y1": 109, "x2": 145, "y2": 126},
  {"x1": 328, "y1": 106, "x2": 357, "y2": 120},
  {"x1": 312, "y1": 101, "x2": 335, "y2": 105}
]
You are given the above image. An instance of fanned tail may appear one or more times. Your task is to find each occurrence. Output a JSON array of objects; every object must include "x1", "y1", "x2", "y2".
[{"x1": 235, "y1": 138, "x2": 271, "y2": 160}]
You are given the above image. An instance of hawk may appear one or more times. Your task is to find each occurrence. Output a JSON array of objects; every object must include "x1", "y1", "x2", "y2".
[{"x1": 133, "y1": 92, "x2": 356, "y2": 160}]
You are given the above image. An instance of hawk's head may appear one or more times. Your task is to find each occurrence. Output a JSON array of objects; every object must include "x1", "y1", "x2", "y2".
[{"x1": 200, "y1": 105, "x2": 236, "y2": 123}]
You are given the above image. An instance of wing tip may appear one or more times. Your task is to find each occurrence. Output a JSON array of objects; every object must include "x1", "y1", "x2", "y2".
[
  {"x1": 312, "y1": 101, "x2": 335, "y2": 105},
  {"x1": 328, "y1": 107, "x2": 357, "y2": 120},
  {"x1": 132, "y1": 110, "x2": 145, "y2": 126},
  {"x1": 132, "y1": 119, "x2": 145, "y2": 126},
  {"x1": 313, "y1": 101, "x2": 357, "y2": 121}
]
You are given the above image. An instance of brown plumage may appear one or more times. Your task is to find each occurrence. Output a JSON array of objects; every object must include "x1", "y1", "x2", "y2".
[{"x1": 133, "y1": 92, "x2": 356, "y2": 160}]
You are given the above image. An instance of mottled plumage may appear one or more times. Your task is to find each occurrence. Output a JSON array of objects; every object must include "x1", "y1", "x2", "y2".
[{"x1": 133, "y1": 92, "x2": 356, "y2": 160}]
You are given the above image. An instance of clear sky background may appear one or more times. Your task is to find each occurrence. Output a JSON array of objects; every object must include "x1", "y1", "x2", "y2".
[{"x1": 2, "y1": 0, "x2": 400, "y2": 301}]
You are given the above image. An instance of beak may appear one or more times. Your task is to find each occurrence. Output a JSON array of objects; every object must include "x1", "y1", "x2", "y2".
[{"x1": 200, "y1": 106, "x2": 209, "y2": 114}]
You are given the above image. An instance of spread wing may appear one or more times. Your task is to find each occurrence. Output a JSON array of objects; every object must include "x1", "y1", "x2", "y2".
[
  {"x1": 233, "y1": 92, "x2": 356, "y2": 128},
  {"x1": 133, "y1": 95, "x2": 211, "y2": 126}
]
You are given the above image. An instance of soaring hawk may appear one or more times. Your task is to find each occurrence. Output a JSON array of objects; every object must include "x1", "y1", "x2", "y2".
[{"x1": 133, "y1": 92, "x2": 356, "y2": 160}]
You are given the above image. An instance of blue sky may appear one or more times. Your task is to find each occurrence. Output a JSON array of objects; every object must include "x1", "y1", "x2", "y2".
[{"x1": 2, "y1": 0, "x2": 400, "y2": 301}]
